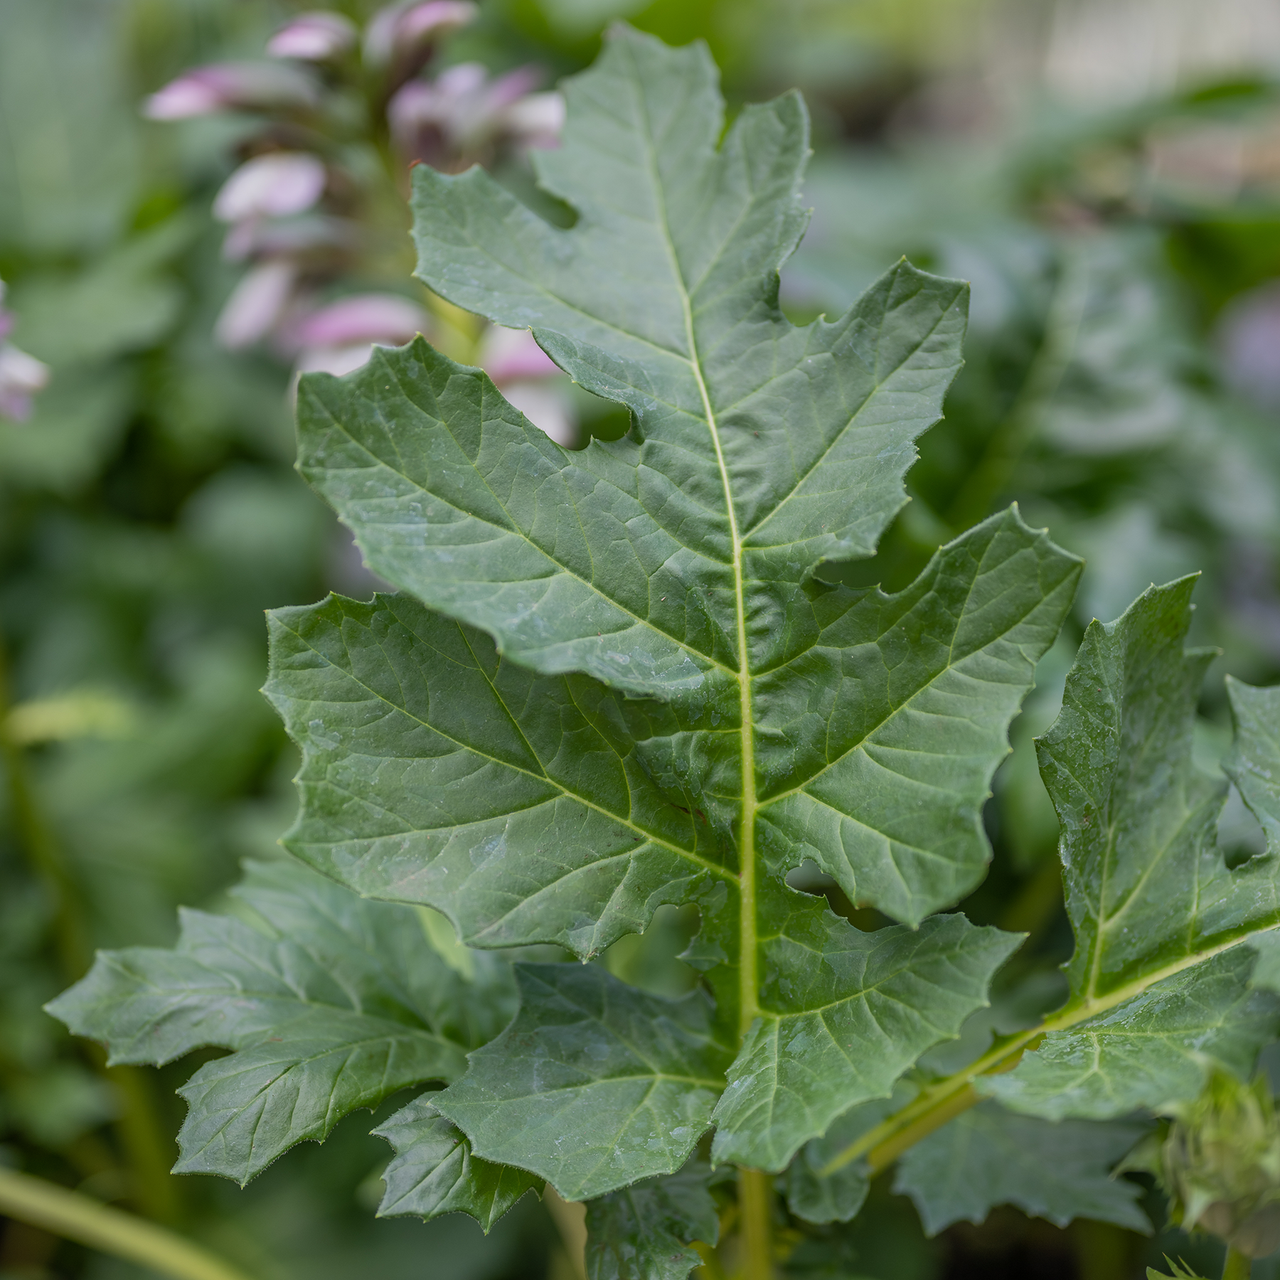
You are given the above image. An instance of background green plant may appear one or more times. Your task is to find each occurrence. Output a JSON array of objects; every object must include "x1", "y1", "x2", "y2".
[{"x1": 8, "y1": 2, "x2": 1280, "y2": 1279}]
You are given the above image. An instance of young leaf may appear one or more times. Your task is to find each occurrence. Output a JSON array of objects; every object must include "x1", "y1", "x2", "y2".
[
  {"x1": 373, "y1": 1097, "x2": 540, "y2": 1232},
  {"x1": 432, "y1": 964, "x2": 730, "y2": 1200},
  {"x1": 584, "y1": 1162, "x2": 719, "y2": 1280},
  {"x1": 47, "y1": 859, "x2": 511, "y2": 1183},
  {"x1": 892, "y1": 1101, "x2": 1150, "y2": 1235},
  {"x1": 981, "y1": 579, "x2": 1280, "y2": 1121}
]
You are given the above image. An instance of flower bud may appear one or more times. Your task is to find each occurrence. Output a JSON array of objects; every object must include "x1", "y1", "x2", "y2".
[
  {"x1": 364, "y1": 1, "x2": 479, "y2": 70},
  {"x1": 267, "y1": 12, "x2": 358, "y2": 62},
  {"x1": 479, "y1": 326, "x2": 559, "y2": 384},
  {"x1": 288, "y1": 293, "x2": 429, "y2": 376},
  {"x1": 213, "y1": 153, "x2": 327, "y2": 223},
  {"x1": 0, "y1": 343, "x2": 51, "y2": 421},
  {"x1": 1140, "y1": 1072, "x2": 1280, "y2": 1258},
  {"x1": 143, "y1": 61, "x2": 320, "y2": 120},
  {"x1": 214, "y1": 260, "x2": 299, "y2": 349}
]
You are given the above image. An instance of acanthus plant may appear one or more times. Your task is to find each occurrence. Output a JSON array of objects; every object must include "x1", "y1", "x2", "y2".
[{"x1": 50, "y1": 27, "x2": 1280, "y2": 1280}]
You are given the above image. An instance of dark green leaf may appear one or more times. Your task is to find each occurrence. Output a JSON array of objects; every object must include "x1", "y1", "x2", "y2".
[
  {"x1": 893, "y1": 1101, "x2": 1150, "y2": 1234},
  {"x1": 983, "y1": 580, "x2": 1280, "y2": 1120},
  {"x1": 433, "y1": 964, "x2": 731, "y2": 1200},
  {"x1": 711, "y1": 892, "x2": 1021, "y2": 1170},
  {"x1": 264, "y1": 592, "x2": 725, "y2": 960},
  {"x1": 584, "y1": 1161, "x2": 719, "y2": 1280},
  {"x1": 47, "y1": 859, "x2": 510, "y2": 1183},
  {"x1": 373, "y1": 1097, "x2": 541, "y2": 1232}
]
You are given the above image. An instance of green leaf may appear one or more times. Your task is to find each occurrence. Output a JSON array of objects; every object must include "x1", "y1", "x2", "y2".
[
  {"x1": 784, "y1": 1120, "x2": 872, "y2": 1226},
  {"x1": 408, "y1": 27, "x2": 967, "y2": 601},
  {"x1": 711, "y1": 891, "x2": 1021, "y2": 1169},
  {"x1": 432, "y1": 964, "x2": 731, "y2": 1200},
  {"x1": 46, "y1": 859, "x2": 511, "y2": 1183},
  {"x1": 264, "y1": 592, "x2": 725, "y2": 961},
  {"x1": 53, "y1": 23, "x2": 1085, "y2": 1207},
  {"x1": 303, "y1": 25, "x2": 971, "y2": 715},
  {"x1": 892, "y1": 1101, "x2": 1150, "y2": 1235},
  {"x1": 373, "y1": 1097, "x2": 541, "y2": 1232},
  {"x1": 981, "y1": 579, "x2": 1280, "y2": 1121},
  {"x1": 1225, "y1": 681, "x2": 1280, "y2": 850},
  {"x1": 584, "y1": 1161, "x2": 719, "y2": 1280},
  {"x1": 751, "y1": 507, "x2": 1079, "y2": 926},
  {"x1": 1148, "y1": 1262, "x2": 1212, "y2": 1280}
]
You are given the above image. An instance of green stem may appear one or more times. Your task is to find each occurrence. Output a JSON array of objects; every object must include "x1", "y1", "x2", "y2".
[
  {"x1": 0, "y1": 1167, "x2": 254, "y2": 1280},
  {"x1": 737, "y1": 1168, "x2": 773, "y2": 1280},
  {"x1": 0, "y1": 639, "x2": 179, "y2": 1223},
  {"x1": 1223, "y1": 1247, "x2": 1252, "y2": 1280},
  {"x1": 821, "y1": 927, "x2": 1272, "y2": 1178}
]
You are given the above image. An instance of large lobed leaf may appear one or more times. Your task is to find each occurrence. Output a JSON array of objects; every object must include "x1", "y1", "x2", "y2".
[
  {"x1": 47, "y1": 860, "x2": 513, "y2": 1183},
  {"x1": 281, "y1": 23, "x2": 1082, "y2": 1196},
  {"x1": 981, "y1": 579, "x2": 1280, "y2": 1120}
]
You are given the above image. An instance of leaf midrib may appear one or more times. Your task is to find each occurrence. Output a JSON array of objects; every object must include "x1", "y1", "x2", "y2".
[{"x1": 627, "y1": 56, "x2": 761, "y2": 1048}]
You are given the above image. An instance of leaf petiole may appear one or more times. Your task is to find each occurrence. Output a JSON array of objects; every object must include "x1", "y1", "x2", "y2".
[{"x1": 823, "y1": 922, "x2": 1272, "y2": 1178}]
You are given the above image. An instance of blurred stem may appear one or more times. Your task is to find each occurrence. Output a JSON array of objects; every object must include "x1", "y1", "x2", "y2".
[
  {"x1": 737, "y1": 1168, "x2": 773, "y2": 1280},
  {"x1": 0, "y1": 637, "x2": 179, "y2": 1224},
  {"x1": 1223, "y1": 1248, "x2": 1252, "y2": 1280},
  {"x1": 0, "y1": 1166, "x2": 253, "y2": 1280},
  {"x1": 544, "y1": 1185, "x2": 587, "y2": 1280},
  {"x1": 946, "y1": 243, "x2": 1089, "y2": 531},
  {"x1": 998, "y1": 855, "x2": 1065, "y2": 938},
  {"x1": 1071, "y1": 1219, "x2": 1136, "y2": 1280}
]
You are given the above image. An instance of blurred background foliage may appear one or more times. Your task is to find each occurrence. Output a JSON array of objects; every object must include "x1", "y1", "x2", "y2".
[{"x1": 6, "y1": 0, "x2": 1280, "y2": 1277}]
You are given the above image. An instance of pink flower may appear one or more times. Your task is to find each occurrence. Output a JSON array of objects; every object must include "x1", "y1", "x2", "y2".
[
  {"x1": 213, "y1": 153, "x2": 328, "y2": 222},
  {"x1": 288, "y1": 294, "x2": 429, "y2": 350},
  {"x1": 364, "y1": 1, "x2": 479, "y2": 69},
  {"x1": 0, "y1": 344, "x2": 51, "y2": 422},
  {"x1": 502, "y1": 92, "x2": 565, "y2": 150},
  {"x1": 214, "y1": 260, "x2": 300, "y2": 349},
  {"x1": 388, "y1": 63, "x2": 555, "y2": 164},
  {"x1": 222, "y1": 214, "x2": 356, "y2": 263},
  {"x1": 143, "y1": 61, "x2": 320, "y2": 120},
  {"x1": 479, "y1": 326, "x2": 559, "y2": 384},
  {"x1": 288, "y1": 293, "x2": 430, "y2": 376},
  {"x1": 267, "y1": 12, "x2": 358, "y2": 61}
]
